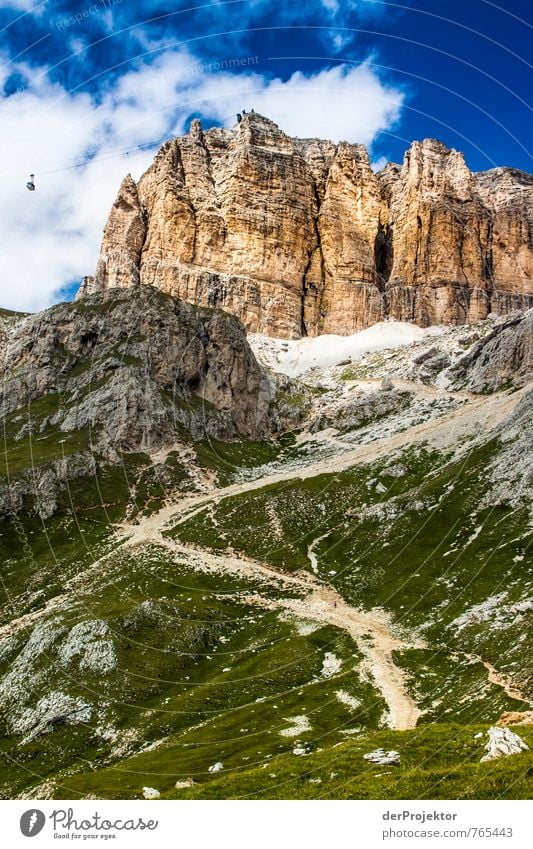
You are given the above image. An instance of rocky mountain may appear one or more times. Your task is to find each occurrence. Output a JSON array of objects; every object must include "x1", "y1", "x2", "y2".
[
  {"x1": 0, "y1": 287, "x2": 282, "y2": 519},
  {"x1": 78, "y1": 113, "x2": 533, "y2": 337},
  {"x1": 0, "y1": 282, "x2": 531, "y2": 800},
  {"x1": 1, "y1": 295, "x2": 532, "y2": 801},
  {"x1": 1, "y1": 114, "x2": 532, "y2": 800}
]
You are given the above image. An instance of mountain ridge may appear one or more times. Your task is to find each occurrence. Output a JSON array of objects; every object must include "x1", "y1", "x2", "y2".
[{"x1": 78, "y1": 112, "x2": 533, "y2": 337}]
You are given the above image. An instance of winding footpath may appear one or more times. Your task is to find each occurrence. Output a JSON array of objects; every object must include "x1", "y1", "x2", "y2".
[
  {"x1": 150, "y1": 530, "x2": 425, "y2": 731},
  {"x1": 1, "y1": 384, "x2": 528, "y2": 726},
  {"x1": 110, "y1": 384, "x2": 529, "y2": 729}
]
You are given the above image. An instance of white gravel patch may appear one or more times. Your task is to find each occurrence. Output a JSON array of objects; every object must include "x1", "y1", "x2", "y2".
[
  {"x1": 336, "y1": 689, "x2": 361, "y2": 710},
  {"x1": 279, "y1": 715, "x2": 311, "y2": 737}
]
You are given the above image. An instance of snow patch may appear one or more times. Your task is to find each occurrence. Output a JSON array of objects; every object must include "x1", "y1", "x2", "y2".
[{"x1": 249, "y1": 321, "x2": 444, "y2": 377}]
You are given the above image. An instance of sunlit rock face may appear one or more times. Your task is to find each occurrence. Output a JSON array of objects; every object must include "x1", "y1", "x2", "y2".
[{"x1": 79, "y1": 113, "x2": 533, "y2": 338}]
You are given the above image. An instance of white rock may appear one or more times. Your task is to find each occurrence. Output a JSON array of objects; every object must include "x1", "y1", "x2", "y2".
[
  {"x1": 79, "y1": 639, "x2": 117, "y2": 674},
  {"x1": 208, "y1": 761, "x2": 224, "y2": 773},
  {"x1": 142, "y1": 786, "x2": 160, "y2": 799},
  {"x1": 321, "y1": 652, "x2": 342, "y2": 678},
  {"x1": 480, "y1": 727, "x2": 529, "y2": 762},
  {"x1": 382, "y1": 463, "x2": 406, "y2": 478},
  {"x1": 11, "y1": 691, "x2": 92, "y2": 742},
  {"x1": 363, "y1": 748, "x2": 401, "y2": 766}
]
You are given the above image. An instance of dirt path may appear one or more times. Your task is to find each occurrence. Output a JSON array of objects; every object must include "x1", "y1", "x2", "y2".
[
  {"x1": 243, "y1": 589, "x2": 424, "y2": 730},
  {"x1": 463, "y1": 653, "x2": 532, "y2": 706},
  {"x1": 307, "y1": 532, "x2": 331, "y2": 574},
  {"x1": 116, "y1": 385, "x2": 526, "y2": 546},
  {"x1": 105, "y1": 385, "x2": 528, "y2": 730},
  {"x1": 151, "y1": 534, "x2": 425, "y2": 730},
  {"x1": 2, "y1": 385, "x2": 525, "y2": 730}
]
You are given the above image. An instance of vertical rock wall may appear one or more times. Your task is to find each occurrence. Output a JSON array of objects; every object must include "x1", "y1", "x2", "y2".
[{"x1": 78, "y1": 113, "x2": 533, "y2": 338}]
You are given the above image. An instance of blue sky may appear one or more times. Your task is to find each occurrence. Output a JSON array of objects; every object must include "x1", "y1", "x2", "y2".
[{"x1": 0, "y1": 0, "x2": 531, "y2": 310}]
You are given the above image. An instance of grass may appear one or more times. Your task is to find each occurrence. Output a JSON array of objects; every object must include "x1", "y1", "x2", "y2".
[
  {"x1": 192, "y1": 433, "x2": 308, "y2": 487},
  {"x1": 171, "y1": 446, "x2": 448, "y2": 570},
  {"x1": 46, "y1": 723, "x2": 533, "y2": 800},
  {"x1": 168, "y1": 723, "x2": 533, "y2": 800},
  {"x1": 0, "y1": 542, "x2": 387, "y2": 799},
  {"x1": 170, "y1": 439, "x2": 532, "y2": 713},
  {"x1": 0, "y1": 424, "x2": 92, "y2": 478},
  {"x1": 0, "y1": 360, "x2": 530, "y2": 800}
]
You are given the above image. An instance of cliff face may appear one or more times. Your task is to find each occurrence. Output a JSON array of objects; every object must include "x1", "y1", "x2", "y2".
[
  {"x1": 0, "y1": 287, "x2": 277, "y2": 519},
  {"x1": 79, "y1": 114, "x2": 533, "y2": 337},
  {"x1": 1, "y1": 288, "x2": 273, "y2": 448}
]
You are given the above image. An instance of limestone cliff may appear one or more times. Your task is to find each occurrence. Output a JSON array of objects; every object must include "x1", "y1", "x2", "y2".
[
  {"x1": 79, "y1": 114, "x2": 533, "y2": 337},
  {"x1": 0, "y1": 288, "x2": 275, "y2": 518}
]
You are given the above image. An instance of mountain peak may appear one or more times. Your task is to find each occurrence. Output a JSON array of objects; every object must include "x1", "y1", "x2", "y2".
[{"x1": 79, "y1": 122, "x2": 533, "y2": 337}]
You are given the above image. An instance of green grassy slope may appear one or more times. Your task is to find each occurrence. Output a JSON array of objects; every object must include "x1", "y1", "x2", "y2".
[{"x1": 0, "y1": 399, "x2": 530, "y2": 800}]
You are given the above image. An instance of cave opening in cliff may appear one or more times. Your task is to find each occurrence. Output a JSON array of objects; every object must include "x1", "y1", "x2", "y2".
[
  {"x1": 79, "y1": 330, "x2": 99, "y2": 351},
  {"x1": 374, "y1": 222, "x2": 394, "y2": 290}
]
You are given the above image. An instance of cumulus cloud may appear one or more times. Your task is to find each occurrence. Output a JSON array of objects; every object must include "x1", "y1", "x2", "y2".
[
  {"x1": 0, "y1": 49, "x2": 403, "y2": 312},
  {"x1": 371, "y1": 155, "x2": 389, "y2": 172},
  {"x1": 234, "y1": 63, "x2": 403, "y2": 145}
]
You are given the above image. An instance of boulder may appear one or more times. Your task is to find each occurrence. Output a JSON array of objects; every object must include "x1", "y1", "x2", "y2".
[
  {"x1": 480, "y1": 726, "x2": 529, "y2": 762},
  {"x1": 142, "y1": 787, "x2": 160, "y2": 799},
  {"x1": 497, "y1": 711, "x2": 533, "y2": 727},
  {"x1": 363, "y1": 748, "x2": 401, "y2": 766}
]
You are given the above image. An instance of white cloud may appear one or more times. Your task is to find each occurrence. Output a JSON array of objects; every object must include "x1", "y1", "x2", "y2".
[
  {"x1": 0, "y1": 1, "x2": 32, "y2": 7},
  {"x1": 371, "y1": 155, "x2": 389, "y2": 172},
  {"x1": 0, "y1": 50, "x2": 403, "y2": 312},
  {"x1": 235, "y1": 63, "x2": 403, "y2": 145},
  {"x1": 0, "y1": 0, "x2": 46, "y2": 11}
]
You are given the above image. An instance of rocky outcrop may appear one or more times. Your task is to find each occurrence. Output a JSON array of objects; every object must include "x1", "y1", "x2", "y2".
[
  {"x1": 1, "y1": 287, "x2": 272, "y2": 444},
  {"x1": 448, "y1": 310, "x2": 532, "y2": 392},
  {"x1": 79, "y1": 114, "x2": 533, "y2": 337},
  {"x1": 363, "y1": 748, "x2": 401, "y2": 766},
  {"x1": 0, "y1": 287, "x2": 275, "y2": 517},
  {"x1": 308, "y1": 386, "x2": 412, "y2": 434},
  {"x1": 480, "y1": 726, "x2": 529, "y2": 762},
  {"x1": 497, "y1": 711, "x2": 533, "y2": 726}
]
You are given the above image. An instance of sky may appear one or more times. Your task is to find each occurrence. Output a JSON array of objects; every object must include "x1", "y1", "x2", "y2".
[{"x1": 0, "y1": 0, "x2": 531, "y2": 312}]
